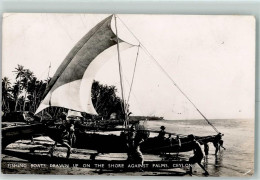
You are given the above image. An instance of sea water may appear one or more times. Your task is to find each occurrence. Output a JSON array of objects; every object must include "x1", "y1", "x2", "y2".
[{"x1": 145, "y1": 119, "x2": 254, "y2": 176}]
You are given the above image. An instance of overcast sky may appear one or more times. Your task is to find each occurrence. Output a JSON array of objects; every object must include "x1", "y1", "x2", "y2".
[{"x1": 2, "y1": 13, "x2": 255, "y2": 120}]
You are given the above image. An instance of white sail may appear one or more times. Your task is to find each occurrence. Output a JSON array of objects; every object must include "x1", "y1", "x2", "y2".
[{"x1": 35, "y1": 15, "x2": 134, "y2": 115}]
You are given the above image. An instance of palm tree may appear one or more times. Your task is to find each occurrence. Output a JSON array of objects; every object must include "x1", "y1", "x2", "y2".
[
  {"x1": 11, "y1": 81, "x2": 22, "y2": 111},
  {"x1": 35, "y1": 80, "x2": 48, "y2": 108},
  {"x1": 2, "y1": 77, "x2": 12, "y2": 112},
  {"x1": 27, "y1": 77, "x2": 42, "y2": 112},
  {"x1": 21, "y1": 69, "x2": 34, "y2": 111},
  {"x1": 13, "y1": 65, "x2": 25, "y2": 111},
  {"x1": 14, "y1": 65, "x2": 25, "y2": 79}
]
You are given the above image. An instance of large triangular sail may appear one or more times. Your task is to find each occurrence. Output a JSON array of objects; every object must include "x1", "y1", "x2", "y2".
[{"x1": 35, "y1": 15, "x2": 134, "y2": 115}]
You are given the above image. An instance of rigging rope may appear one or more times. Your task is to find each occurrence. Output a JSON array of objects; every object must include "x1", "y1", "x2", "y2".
[
  {"x1": 122, "y1": 74, "x2": 146, "y2": 115},
  {"x1": 116, "y1": 15, "x2": 219, "y2": 134},
  {"x1": 140, "y1": 45, "x2": 219, "y2": 133},
  {"x1": 126, "y1": 44, "x2": 140, "y2": 107}
]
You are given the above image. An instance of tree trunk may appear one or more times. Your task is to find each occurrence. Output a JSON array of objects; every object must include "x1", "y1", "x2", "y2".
[
  {"x1": 23, "y1": 91, "x2": 27, "y2": 112},
  {"x1": 34, "y1": 91, "x2": 36, "y2": 112},
  {"x1": 23, "y1": 81, "x2": 28, "y2": 112},
  {"x1": 14, "y1": 97, "x2": 18, "y2": 111},
  {"x1": 2, "y1": 98, "x2": 6, "y2": 111},
  {"x1": 15, "y1": 78, "x2": 21, "y2": 112}
]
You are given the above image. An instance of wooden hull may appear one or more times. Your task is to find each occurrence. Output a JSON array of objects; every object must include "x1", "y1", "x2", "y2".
[
  {"x1": 1, "y1": 123, "x2": 216, "y2": 154},
  {"x1": 2, "y1": 123, "x2": 44, "y2": 150},
  {"x1": 46, "y1": 126, "x2": 216, "y2": 154}
]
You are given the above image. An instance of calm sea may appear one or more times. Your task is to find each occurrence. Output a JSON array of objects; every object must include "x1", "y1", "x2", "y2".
[{"x1": 145, "y1": 119, "x2": 254, "y2": 177}]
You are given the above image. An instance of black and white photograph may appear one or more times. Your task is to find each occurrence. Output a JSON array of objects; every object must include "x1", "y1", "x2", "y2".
[{"x1": 1, "y1": 13, "x2": 255, "y2": 176}]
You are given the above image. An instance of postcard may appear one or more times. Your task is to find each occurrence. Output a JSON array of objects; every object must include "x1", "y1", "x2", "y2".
[{"x1": 1, "y1": 13, "x2": 255, "y2": 176}]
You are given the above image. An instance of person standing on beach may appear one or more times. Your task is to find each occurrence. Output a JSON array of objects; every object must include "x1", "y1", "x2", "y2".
[
  {"x1": 176, "y1": 135, "x2": 181, "y2": 158},
  {"x1": 158, "y1": 126, "x2": 166, "y2": 140},
  {"x1": 188, "y1": 134, "x2": 209, "y2": 176},
  {"x1": 204, "y1": 142, "x2": 209, "y2": 156},
  {"x1": 213, "y1": 133, "x2": 224, "y2": 155},
  {"x1": 157, "y1": 126, "x2": 166, "y2": 155},
  {"x1": 166, "y1": 134, "x2": 172, "y2": 155},
  {"x1": 126, "y1": 126, "x2": 145, "y2": 170},
  {"x1": 126, "y1": 126, "x2": 137, "y2": 162},
  {"x1": 204, "y1": 142, "x2": 209, "y2": 163},
  {"x1": 49, "y1": 126, "x2": 72, "y2": 158},
  {"x1": 134, "y1": 133, "x2": 145, "y2": 166},
  {"x1": 219, "y1": 139, "x2": 226, "y2": 150},
  {"x1": 68, "y1": 118, "x2": 76, "y2": 147}
]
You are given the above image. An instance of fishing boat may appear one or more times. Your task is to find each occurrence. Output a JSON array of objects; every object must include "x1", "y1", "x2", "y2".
[
  {"x1": 3, "y1": 14, "x2": 221, "y2": 155},
  {"x1": 1, "y1": 111, "x2": 45, "y2": 150}
]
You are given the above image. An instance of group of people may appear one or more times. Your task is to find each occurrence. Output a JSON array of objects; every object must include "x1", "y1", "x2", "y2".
[
  {"x1": 158, "y1": 125, "x2": 225, "y2": 176},
  {"x1": 47, "y1": 117, "x2": 225, "y2": 176},
  {"x1": 188, "y1": 132, "x2": 226, "y2": 175},
  {"x1": 202, "y1": 132, "x2": 225, "y2": 159},
  {"x1": 158, "y1": 126, "x2": 182, "y2": 157}
]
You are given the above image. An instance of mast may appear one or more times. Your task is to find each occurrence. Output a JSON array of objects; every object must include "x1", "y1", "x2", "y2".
[
  {"x1": 47, "y1": 62, "x2": 51, "y2": 85},
  {"x1": 114, "y1": 15, "x2": 127, "y2": 125},
  {"x1": 41, "y1": 62, "x2": 51, "y2": 120}
]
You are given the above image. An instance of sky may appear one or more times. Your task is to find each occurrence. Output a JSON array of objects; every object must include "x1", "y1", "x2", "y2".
[{"x1": 2, "y1": 13, "x2": 255, "y2": 120}]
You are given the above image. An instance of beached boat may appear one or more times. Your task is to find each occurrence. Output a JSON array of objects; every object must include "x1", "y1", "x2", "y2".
[
  {"x1": 45, "y1": 124, "x2": 216, "y2": 154},
  {"x1": 1, "y1": 111, "x2": 44, "y2": 149}
]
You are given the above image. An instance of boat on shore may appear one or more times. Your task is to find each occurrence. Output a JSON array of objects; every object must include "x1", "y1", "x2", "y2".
[
  {"x1": 2, "y1": 122, "x2": 43, "y2": 150},
  {"x1": 45, "y1": 124, "x2": 216, "y2": 154}
]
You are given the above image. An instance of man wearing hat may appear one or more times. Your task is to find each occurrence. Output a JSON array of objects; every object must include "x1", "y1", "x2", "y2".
[{"x1": 158, "y1": 126, "x2": 166, "y2": 140}]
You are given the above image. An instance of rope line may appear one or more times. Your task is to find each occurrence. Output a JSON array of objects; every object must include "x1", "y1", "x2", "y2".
[
  {"x1": 140, "y1": 45, "x2": 219, "y2": 133},
  {"x1": 126, "y1": 44, "x2": 140, "y2": 106},
  {"x1": 122, "y1": 74, "x2": 145, "y2": 115}
]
